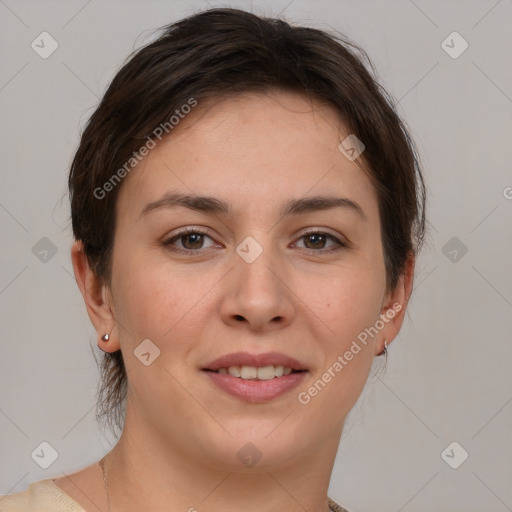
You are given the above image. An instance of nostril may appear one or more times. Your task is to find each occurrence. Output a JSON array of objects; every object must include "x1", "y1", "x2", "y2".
[{"x1": 234, "y1": 315, "x2": 245, "y2": 321}]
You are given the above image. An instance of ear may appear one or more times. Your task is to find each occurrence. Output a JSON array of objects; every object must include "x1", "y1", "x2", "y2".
[
  {"x1": 374, "y1": 253, "x2": 415, "y2": 356},
  {"x1": 71, "y1": 240, "x2": 120, "y2": 353}
]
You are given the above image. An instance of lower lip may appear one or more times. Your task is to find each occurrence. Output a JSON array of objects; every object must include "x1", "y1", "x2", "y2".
[{"x1": 203, "y1": 370, "x2": 307, "y2": 403}]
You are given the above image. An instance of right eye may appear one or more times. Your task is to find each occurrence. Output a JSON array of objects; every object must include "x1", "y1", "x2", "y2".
[{"x1": 162, "y1": 227, "x2": 221, "y2": 254}]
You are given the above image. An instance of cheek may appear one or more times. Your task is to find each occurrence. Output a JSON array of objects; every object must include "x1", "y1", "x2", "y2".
[
  {"x1": 302, "y1": 257, "x2": 386, "y2": 407},
  {"x1": 300, "y1": 262, "x2": 385, "y2": 344},
  {"x1": 111, "y1": 251, "x2": 218, "y2": 346},
  {"x1": 109, "y1": 249, "x2": 173, "y2": 341},
  {"x1": 295, "y1": 272, "x2": 382, "y2": 416},
  {"x1": 109, "y1": 258, "x2": 202, "y2": 400}
]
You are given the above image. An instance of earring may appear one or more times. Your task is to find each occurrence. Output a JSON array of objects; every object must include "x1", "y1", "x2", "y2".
[
  {"x1": 101, "y1": 333, "x2": 110, "y2": 341},
  {"x1": 382, "y1": 340, "x2": 388, "y2": 360}
]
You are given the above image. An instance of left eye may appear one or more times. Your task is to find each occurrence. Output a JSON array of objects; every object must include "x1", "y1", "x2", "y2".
[{"x1": 294, "y1": 232, "x2": 343, "y2": 251}]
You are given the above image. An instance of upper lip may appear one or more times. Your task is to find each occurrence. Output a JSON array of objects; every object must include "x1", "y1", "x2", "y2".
[{"x1": 203, "y1": 351, "x2": 308, "y2": 371}]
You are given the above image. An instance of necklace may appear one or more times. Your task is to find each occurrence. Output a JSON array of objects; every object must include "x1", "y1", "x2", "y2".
[
  {"x1": 99, "y1": 456, "x2": 110, "y2": 512},
  {"x1": 99, "y1": 456, "x2": 337, "y2": 512}
]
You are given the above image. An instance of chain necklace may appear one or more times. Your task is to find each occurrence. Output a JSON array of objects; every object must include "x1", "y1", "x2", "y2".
[
  {"x1": 99, "y1": 456, "x2": 110, "y2": 512},
  {"x1": 98, "y1": 455, "x2": 337, "y2": 512}
]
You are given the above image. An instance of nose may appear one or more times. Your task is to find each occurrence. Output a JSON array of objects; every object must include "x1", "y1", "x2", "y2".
[{"x1": 218, "y1": 246, "x2": 296, "y2": 332}]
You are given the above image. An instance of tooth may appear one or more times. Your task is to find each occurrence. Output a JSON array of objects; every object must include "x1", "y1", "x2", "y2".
[
  {"x1": 223, "y1": 365, "x2": 295, "y2": 379},
  {"x1": 257, "y1": 366, "x2": 276, "y2": 380},
  {"x1": 240, "y1": 366, "x2": 258, "y2": 379},
  {"x1": 228, "y1": 366, "x2": 241, "y2": 377}
]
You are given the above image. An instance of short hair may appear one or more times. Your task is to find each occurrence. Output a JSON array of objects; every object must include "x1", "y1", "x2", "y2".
[{"x1": 68, "y1": 7, "x2": 426, "y2": 435}]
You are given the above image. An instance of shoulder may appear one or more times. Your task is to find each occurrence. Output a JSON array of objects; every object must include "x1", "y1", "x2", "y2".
[
  {"x1": 328, "y1": 496, "x2": 351, "y2": 512},
  {"x1": 1, "y1": 480, "x2": 347, "y2": 512},
  {"x1": 0, "y1": 479, "x2": 85, "y2": 512}
]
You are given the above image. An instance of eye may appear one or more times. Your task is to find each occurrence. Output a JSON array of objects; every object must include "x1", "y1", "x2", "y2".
[
  {"x1": 163, "y1": 227, "x2": 347, "y2": 256},
  {"x1": 293, "y1": 229, "x2": 347, "y2": 254},
  {"x1": 163, "y1": 227, "x2": 219, "y2": 253}
]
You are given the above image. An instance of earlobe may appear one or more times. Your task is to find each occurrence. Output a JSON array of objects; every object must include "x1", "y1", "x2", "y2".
[
  {"x1": 71, "y1": 240, "x2": 120, "y2": 352},
  {"x1": 375, "y1": 253, "x2": 415, "y2": 356},
  {"x1": 376, "y1": 340, "x2": 388, "y2": 358},
  {"x1": 98, "y1": 329, "x2": 120, "y2": 353}
]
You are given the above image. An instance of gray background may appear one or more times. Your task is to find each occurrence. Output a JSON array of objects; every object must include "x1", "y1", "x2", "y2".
[{"x1": 1, "y1": 1, "x2": 511, "y2": 511}]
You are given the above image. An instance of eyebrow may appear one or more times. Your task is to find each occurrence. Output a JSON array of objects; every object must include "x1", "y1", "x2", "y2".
[{"x1": 139, "y1": 192, "x2": 367, "y2": 221}]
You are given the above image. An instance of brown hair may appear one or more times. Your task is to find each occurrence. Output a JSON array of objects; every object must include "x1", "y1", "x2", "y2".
[{"x1": 68, "y1": 7, "x2": 426, "y2": 435}]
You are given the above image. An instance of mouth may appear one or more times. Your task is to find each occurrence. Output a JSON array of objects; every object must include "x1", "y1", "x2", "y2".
[
  {"x1": 203, "y1": 365, "x2": 302, "y2": 380},
  {"x1": 202, "y1": 352, "x2": 309, "y2": 403}
]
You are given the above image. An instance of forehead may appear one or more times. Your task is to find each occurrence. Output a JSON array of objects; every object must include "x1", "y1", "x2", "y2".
[{"x1": 116, "y1": 90, "x2": 379, "y2": 223}]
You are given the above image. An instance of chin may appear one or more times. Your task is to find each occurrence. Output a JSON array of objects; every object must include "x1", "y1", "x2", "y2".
[{"x1": 191, "y1": 422, "x2": 312, "y2": 472}]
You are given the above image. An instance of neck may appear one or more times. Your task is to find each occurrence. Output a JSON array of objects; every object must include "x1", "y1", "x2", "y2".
[{"x1": 102, "y1": 405, "x2": 341, "y2": 512}]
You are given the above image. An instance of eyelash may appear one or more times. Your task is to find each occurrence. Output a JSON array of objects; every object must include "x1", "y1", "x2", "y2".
[{"x1": 162, "y1": 227, "x2": 347, "y2": 256}]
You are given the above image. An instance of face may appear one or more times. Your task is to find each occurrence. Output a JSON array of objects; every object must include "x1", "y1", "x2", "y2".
[{"x1": 84, "y1": 91, "x2": 408, "y2": 470}]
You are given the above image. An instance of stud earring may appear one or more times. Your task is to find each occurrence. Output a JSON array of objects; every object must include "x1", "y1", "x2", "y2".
[{"x1": 101, "y1": 333, "x2": 110, "y2": 341}]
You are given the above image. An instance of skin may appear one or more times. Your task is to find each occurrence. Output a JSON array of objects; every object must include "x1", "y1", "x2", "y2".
[{"x1": 58, "y1": 90, "x2": 414, "y2": 512}]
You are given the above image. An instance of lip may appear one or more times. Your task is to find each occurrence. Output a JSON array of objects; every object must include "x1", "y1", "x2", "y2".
[
  {"x1": 202, "y1": 351, "x2": 309, "y2": 403},
  {"x1": 203, "y1": 351, "x2": 308, "y2": 372},
  {"x1": 203, "y1": 370, "x2": 307, "y2": 403}
]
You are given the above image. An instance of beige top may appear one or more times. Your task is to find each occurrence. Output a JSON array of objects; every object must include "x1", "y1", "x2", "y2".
[{"x1": 0, "y1": 479, "x2": 349, "y2": 511}]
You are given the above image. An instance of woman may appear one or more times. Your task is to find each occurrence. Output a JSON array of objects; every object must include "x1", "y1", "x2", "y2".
[{"x1": 0, "y1": 7, "x2": 425, "y2": 512}]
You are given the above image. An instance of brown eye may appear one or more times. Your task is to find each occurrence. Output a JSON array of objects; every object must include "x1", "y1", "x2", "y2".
[
  {"x1": 294, "y1": 230, "x2": 347, "y2": 254},
  {"x1": 180, "y1": 232, "x2": 205, "y2": 250},
  {"x1": 163, "y1": 228, "x2": 218, "y2": 253},
  {"x1": 303, "y1": 233, "x2": 328, "y2": 250}
]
